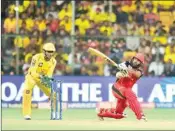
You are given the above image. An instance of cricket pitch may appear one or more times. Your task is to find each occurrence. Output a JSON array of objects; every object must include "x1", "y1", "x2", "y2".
[{"x1": 2, "y1": 108, "x2": 175, "y2": 130}]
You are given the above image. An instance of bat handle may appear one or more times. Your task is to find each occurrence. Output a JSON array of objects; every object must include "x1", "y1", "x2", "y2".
[
  {"x1": 115, "y1": 64, "x2": 120, "y2": 70},
  {"x1": 105, "y1": 58, "x2": 120, "y2": 69},
  {"x1": 116, "y1": 64, "x2": 128, "y2": 75},
  {"x1": 113, "y1": 63, "x2": 124, "y2": 71}
]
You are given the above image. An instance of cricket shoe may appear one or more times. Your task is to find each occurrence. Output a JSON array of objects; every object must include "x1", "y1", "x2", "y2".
[
  {"x1": 96, "y1": 108, "x2": 104, "y2": 121},
  {"x1": 121, "y1": 113, "x2": 127, "y2": 118},
  {"x1": 24, "y1": 115, "x2": 31, "y2": 120},
  {"x1": 50, "y1": 112, "x2": 56, "y2": 120},
  {"x1": 113, "y1": 113, "x2": 128, "y2": 119},
  {"x1": 108, "y1": 108, "x2": 127, "y2": 118},
  {"x1": 105, "y1": 108, "x2": 127, "y2": 118},
  {"x1": 140, "y1": 115, "x2": 147, "y2": 122}
]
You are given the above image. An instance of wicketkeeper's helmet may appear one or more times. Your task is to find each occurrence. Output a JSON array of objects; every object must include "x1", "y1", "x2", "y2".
[{"x1": 43, "y1": 43, "x2": 56, "y2": 52}]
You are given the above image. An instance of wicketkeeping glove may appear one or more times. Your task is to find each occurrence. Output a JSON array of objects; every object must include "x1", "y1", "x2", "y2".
[{"x1": 40, "y1": 75, "x2": 53, "y2": 88}]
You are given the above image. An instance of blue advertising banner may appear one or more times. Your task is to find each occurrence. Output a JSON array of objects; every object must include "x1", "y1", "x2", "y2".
[{"x1": 1, "y1": 76, "x2": 175, "y2": 108}]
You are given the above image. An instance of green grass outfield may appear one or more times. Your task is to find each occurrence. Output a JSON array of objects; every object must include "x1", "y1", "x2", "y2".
[{"x1": 2, "y1": 108, "x2": 175, "y2": 130}]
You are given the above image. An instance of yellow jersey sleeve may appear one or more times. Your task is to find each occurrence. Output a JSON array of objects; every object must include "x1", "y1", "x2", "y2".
[
  {"x1": 28, "y1": 54, "x2": 40, "y2": 78},
  {"x1": 47, "y1": 59, "x2": 57, "y2": 77}
]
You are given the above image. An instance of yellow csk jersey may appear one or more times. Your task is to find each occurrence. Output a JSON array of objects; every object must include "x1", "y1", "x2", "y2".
[{"x1": 27, "y1": 53, "x2": 57, "y2": 79}]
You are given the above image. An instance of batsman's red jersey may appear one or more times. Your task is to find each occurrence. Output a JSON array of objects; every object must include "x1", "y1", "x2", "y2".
[
  {"x1": 114, "y1": 72, "x2": 137, "y2": 90},
  {"x1": 113, "y1": 61, "x2": 142, "y2": 93}
]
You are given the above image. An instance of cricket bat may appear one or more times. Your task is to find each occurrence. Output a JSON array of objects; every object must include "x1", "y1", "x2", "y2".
[{"x1": 87, "y1": 47, "x2": 119, "y2": 68}]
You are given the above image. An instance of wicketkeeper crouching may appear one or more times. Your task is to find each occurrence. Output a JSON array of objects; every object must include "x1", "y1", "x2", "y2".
[{"x1": 22, "y1": 43, "x2": 57, "y2": 120}]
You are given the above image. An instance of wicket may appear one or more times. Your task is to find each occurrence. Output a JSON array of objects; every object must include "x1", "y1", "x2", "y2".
[{"x1": 50, "y1": 79, "x2": 62, "y2": 120}]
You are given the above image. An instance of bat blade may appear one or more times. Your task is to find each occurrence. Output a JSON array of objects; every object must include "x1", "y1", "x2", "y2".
[
  {"x1": 87, "y1": 47, "x2": 107, "y2": 59},
  {"x1": 87, "y1": 47, "x2": 119, "y2": 68}
]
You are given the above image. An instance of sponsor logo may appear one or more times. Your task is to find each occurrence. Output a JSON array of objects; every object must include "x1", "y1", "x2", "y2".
[
  {"x1": 67, "y1": 103, "x2": 96, "y2": 108},
  {"x1": 2, "y1": 103, "x2": 38, "y2": 108},
  {"x1": 2, "y1": 76, "x2": 175, "y2": 108},
  {"x1": 96, "y1": 102, "x2": 155, "y2": 109},
  {"x1": 38, "y1": 102, "x2": 68, "y2": 110},
  {"x1": 155, "y1": 103, "x2": 175, "y2": 108}
]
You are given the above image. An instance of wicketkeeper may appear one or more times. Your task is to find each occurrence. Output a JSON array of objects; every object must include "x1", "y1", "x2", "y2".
[
  {"x1": 22, "y1": 43, "x2": 57, "y2": 120},
  {"x1": 97, "y1": 53, "x2": 147, "y2": 121}
]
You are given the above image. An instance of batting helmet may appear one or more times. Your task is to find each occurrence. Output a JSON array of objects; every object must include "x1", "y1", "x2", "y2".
[{"x1": 134, "y1": 53, "x2": 145, "y2": 64}]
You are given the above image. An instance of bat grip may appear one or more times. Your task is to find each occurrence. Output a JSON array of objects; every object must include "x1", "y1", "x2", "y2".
[
  {"x1": 110, "y1": 61, "x2": 127, "y2": 72},
  {"x1": 116, "y1": 65, "x2": 128, "y2": 75}
]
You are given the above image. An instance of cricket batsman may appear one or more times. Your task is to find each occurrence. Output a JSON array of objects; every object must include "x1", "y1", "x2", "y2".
[
  {"x1": 97, "y1": 53, "x2": 147, "y2": 121},
  {"x1": 22, "y1": 43, "x2": 57, "y2": 120}
]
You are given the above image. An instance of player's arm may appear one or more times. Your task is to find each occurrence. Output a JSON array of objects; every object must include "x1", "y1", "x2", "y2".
[
  {"x1": 127, "y1": 66, "x2": 143, "y2": 78},
  {"x1": 116, "y1": 62, "x2": 128, "y2": 78},
  {"x1": 39, "y1": 60, "x2": 57, "y2": 88},
  {"x1": 116, "y1": 71, "x2": 127, "y2": 78},
  {"x1": 116, "y1": 61, "x2": 143, "y2": 78},
  {"x1": 47, "y1": 59, "x2": 57, "y2": 77},
  {"x1": 28, "y1": 54, "x2": 40, "y2": 78},
  {"x1": 40, "y1": 60, "x2": 56, "y2": 87}
]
